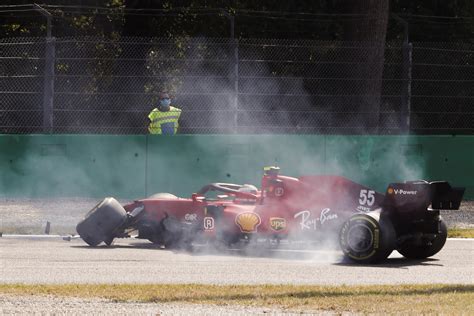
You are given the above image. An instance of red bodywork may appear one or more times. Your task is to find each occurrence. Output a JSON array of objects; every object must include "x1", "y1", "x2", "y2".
[{"x1": 123, "y1": 170, "x2": 385, "y2": 242}]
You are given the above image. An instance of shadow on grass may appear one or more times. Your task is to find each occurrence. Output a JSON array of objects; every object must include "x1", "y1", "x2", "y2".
[
  {"x1": 141, "y1": 284, "x2": 474, "y2": 304},
  {"x1": 1, "y1": 283, "x2": 472, "y2": 304}
]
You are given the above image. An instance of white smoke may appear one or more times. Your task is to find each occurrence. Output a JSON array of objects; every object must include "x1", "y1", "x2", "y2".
[{"x1": 152, "y1": 38, "x2": 430, "y2": 263}]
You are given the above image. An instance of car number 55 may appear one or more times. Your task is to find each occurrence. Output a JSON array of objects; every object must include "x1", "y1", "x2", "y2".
[{"x1": 359, "y1": 189, "x2": 375, "y2": 206}]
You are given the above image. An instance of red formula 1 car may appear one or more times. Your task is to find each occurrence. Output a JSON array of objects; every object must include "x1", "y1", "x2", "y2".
[{"x1": 76, "y1": 167, "x2": 464, "y2": 263}]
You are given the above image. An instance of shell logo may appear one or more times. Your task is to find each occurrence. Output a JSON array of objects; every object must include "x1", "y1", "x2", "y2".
[
  {"x1": 387, "y1": 187, "x2": 394, "y2": 195},
  {"x1": 235, "y1": 212, "x2": 261, "y2": 233}
]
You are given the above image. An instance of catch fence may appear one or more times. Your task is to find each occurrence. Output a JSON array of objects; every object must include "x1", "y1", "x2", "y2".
[{"x1": 0, "y1": 37, "x2": 472, "y2": 134}]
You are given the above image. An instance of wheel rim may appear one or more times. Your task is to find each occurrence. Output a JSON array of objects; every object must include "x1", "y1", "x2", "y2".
[{"x1": 347, "y1": 223, "x2": 374, "y2": 253}]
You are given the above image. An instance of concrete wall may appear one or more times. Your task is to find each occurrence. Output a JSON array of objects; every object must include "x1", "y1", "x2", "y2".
[{"x1": 1, "y1": 135, "x2": 472, "y2": 199}]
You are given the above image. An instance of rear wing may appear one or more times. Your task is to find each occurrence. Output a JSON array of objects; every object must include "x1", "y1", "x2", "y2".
[
  {"x1": 383, "y1": 181, "x2": 465, "y2": 213},
  {"x1": 430, "y1": 181, "x2": 465, "y2": 210}
]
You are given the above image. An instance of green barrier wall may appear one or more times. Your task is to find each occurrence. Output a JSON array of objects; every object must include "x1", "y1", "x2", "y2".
[
  {"x1": 1, "y1": 135, "x2": 472, "y2": 199},
  {"x1": 0, "y1": 135, "x2": 146, "y2": 198}
]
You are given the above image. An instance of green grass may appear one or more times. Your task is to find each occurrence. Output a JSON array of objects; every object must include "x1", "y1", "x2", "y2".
[
  {"x1": 447, "y1": 228, "x2": 474, "y2": 238},
  {"x1": 1, "y1": 284, "x2": 472, "y2": 314}
]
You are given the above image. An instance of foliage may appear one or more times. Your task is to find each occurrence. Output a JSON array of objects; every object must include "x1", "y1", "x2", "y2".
[{"x1": 0, "y1": 1, "x2": 472, "y2": 41}]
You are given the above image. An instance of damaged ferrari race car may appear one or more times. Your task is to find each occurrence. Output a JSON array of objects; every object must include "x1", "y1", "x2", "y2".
[{"x1": 76, "y1": 166, "x2": 465, "y2": 263}]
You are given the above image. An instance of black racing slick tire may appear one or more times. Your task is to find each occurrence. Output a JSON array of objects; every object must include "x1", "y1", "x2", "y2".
[
  {"x1": 160, "y1": 216, "x2": 186, "y2": 248},
  {"x1": 138, "y1": 217, "x2": 183, "y2": 248},
  {"x1": 137, "y1": 221, "x2": 162, "y2": 244},
  {"x1": 76, "y1": 197, "x2": 127, "y2": 246},
  {"x1": 339, "y1": 212, "x2": 396, "y2": 264},
  {"x1": 398, "y1": 219, "x2": 448, "y2": 259}
]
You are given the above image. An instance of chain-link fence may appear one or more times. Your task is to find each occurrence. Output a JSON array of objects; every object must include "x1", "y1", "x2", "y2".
[{"x1": 1, "y1": 36, "x2": 472, "y2": 134}]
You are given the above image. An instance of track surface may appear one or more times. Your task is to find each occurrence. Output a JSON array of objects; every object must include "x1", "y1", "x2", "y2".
[{"x1": 1, "y1": 237, "x2": 473, "y2": 285}]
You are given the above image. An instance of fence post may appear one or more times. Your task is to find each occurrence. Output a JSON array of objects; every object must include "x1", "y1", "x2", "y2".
[
  {"x1": 400, "y1": 41, "x2": 412, "y2": 133},
  {"x1": 42, "y1": 37, "x2": 55, "y2": 133},
  {"x1": 34, "y1": 4, "x2": 55, "y2": 133},
  {"x1": 232, "y1": 37, "x2": 239, "y2": 133},
  {"x1": 224, "y1": 12, "x2": 238, "y2": 133},
  {"x1": 392, "y1": 14, "x2": 412, "y2": 133}
]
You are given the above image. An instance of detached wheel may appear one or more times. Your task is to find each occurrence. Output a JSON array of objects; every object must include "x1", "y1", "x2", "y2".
[
  {"x1": 398, "y1": 219, "x2": 447, "y2": 259},
  {"x1": 76, "y1": 197, "x2": 127, "y2": 246},
  {"x1": 339, "y1": 212, "x2": 396, "y2": 264}
]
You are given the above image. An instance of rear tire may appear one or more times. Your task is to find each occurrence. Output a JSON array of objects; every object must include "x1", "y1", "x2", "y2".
[
  {"x1": 398, "y1": 219, "x2": 448, "y2": 259},
  {"x1": 76, "y1": 197, "x2": 127, "y2": 246},
  {"x1": 339, "y1": 212, "x2": 396, "y2": 264}
]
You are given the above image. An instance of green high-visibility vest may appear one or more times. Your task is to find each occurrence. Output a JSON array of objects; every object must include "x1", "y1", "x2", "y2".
[{"x1": 148, "y1": 106, "x2": 182, "y2": 135}]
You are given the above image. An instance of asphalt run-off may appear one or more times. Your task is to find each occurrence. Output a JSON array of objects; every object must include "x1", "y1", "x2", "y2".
[{"x1": 1, "y1": 237, "x2": 473, "y2": 285}]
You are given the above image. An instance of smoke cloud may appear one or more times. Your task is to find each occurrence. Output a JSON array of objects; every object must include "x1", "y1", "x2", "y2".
[{"x1": 2, "y1": 37, "x2": 427, "y2": 264}]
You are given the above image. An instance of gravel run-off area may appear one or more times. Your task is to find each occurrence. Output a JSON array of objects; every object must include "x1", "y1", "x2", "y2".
[{"x1": 0, "y1": 294, "x2": 302, "y2": 316}]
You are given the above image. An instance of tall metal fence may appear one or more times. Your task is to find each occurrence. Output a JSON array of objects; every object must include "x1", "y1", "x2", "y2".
[{"x1": 1, "y1": 36, "x2": 472, "y2": 134}]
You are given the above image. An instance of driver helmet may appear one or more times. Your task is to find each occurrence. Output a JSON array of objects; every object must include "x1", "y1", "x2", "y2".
[{"x1": 238, "y1": 184, "x2": 258, "y2": 195}]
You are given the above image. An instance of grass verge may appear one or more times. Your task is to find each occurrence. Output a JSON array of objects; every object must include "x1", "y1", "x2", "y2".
[
  {"x1": 448, "y1": 228, "x2": 474, "y2": 238},
  {"x1": 1, "y1": 284, "x2": 472, "y2": 314}
]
